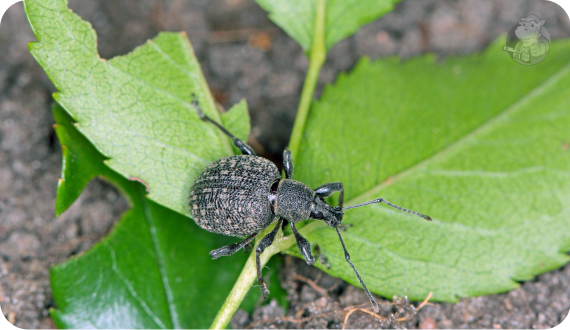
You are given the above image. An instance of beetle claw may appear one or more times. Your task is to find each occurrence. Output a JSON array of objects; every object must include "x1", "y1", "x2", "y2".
[
  {"x1": 305, "y1": 255, "x2": 316, "y2": 265},
  {"x1": 261, "y1": 284, "x2": 270, "y2": 299}
]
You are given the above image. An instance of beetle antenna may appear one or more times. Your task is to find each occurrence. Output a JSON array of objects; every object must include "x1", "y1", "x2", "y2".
[
  {"x1": 191, "y1": 94, "x2": 206, "y2": 119},
  {"x1": 334, "y1": 226, "x2": 379, "y2": 313},
  {"x1": 343, "y1": 198, "x2": 431, "y2": 221}
]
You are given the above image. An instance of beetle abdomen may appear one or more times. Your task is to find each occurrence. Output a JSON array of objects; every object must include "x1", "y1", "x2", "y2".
[{"x1": 189, "y1": 155, "x2": 280, "y2": 236}]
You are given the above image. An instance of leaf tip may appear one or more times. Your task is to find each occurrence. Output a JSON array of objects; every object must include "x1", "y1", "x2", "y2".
[{"x1": 27, "y1": 41, "x2": 38, "y2": 51}]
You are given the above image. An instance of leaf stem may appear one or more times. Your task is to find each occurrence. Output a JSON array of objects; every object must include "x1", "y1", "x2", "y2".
[
  {"x1": 287, "y1": 0, "x2": 327, "y2": 160},
  {"x1": 210, "y1": 225, "x2": 287, "y2": 329},
  {"x1": 209, "y1": 221, "x2": 323, "y2": 329}
]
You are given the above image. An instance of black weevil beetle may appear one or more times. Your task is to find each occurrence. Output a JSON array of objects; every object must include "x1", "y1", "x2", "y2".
[{"x1": 188, "y1": 97, "x2": 431, "y2": 312}]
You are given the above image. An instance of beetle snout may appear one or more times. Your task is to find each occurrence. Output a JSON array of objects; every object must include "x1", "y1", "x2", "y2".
[
  {"x1": 333, "y1": 206, "x2": 344, "y2": 221},
  {"x1": 323, "y1": 217, "x2": 340, "y2": 227},
  {"x1": 323, "y1": 207, "x2": 343, "y2": 227}
]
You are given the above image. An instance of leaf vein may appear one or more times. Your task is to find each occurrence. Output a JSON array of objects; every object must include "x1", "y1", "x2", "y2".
[
  {"x1": 106, "y1": 243, "x2": 167, "y2": 328},
  {"x1": 346, "y1": 61, "x2": 570, "y2": 206},
  {"x1": 136, "y1": 187, "x2": 180, "y2": 329}
]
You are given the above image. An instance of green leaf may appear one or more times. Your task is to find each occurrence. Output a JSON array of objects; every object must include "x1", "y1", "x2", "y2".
[
  {"x1": 25, "y1": 0, "x2": 234, "y2": 218},
  {"x1": 287, "y1": 39, "x2": 570, "y2": 302},
  {"x1": 50, "y1": 104, "x2": 275, "y2": 328},
  {"x1": 255, "y1": 0, "x2": 398, "y2": 51}
]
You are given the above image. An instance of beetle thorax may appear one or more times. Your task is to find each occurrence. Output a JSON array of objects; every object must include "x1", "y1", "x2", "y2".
[{"x1": 274, "y1": 179, "x2": 314, "y2": 223}]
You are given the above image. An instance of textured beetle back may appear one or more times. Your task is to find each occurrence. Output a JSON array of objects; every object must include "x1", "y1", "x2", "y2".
[{"x1": 189, "y1": 155, "x2": 280, "y2": 236}]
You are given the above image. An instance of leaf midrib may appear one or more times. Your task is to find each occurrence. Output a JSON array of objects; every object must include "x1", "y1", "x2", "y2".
[
  {"x1": 137, "y1": 186, "x2": 178, "y2": 329},
  {"x1": 105, "y1": 241, "x2": 168, "y2": 328},
  {"x1": 345, "y1": 60, "x2": 570, "y2": 208},
  {"x1": 343, "y1": 231, "x2": 496, "y2": 276}
]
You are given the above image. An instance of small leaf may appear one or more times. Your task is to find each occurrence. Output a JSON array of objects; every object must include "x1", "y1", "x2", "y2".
[
  {"x1": 288, "y1": 39, "x2": 570, "y2": 301},
  {"x1": 255, "y1": 0, "x2": 398, "y2": 51},
  {"x1": 25, "y1": 0, "x2": 236, "y2": 217}
]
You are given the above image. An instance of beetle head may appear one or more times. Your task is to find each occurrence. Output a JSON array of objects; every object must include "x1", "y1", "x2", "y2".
[{"x1": 309, "y1": 196, "x2": 344, "y2": 227}]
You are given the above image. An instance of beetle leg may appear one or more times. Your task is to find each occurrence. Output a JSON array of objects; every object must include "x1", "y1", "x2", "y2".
[
  {"x1": 314, "y1": 182, "x2": 344, "y2": 208},
  {"x1": 209, "y1": 232, "x2": 257, "y2": 259},
  {"x1": 290, "y1": 223, "x2": 315, "y2": 265},
  {"x1": 255, "y1": 217, "x2": 284, "y2": 299},
  {"x1": 192, "y1": 95, "x2": 256, "y2": 156},
  {"x1": 283, "y1": 149, "x2": 293, "y2": 179}
]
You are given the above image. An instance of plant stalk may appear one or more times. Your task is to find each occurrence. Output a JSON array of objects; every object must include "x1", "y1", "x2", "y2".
[
  {"x1": 209, "y1": 225, "x2": 288, "y2": 329},
  {"x1": 209, "y1": 222, "x2": 322, "y2": 329},
  {"x1": 287, "y1": 0, "x2": 327, "y2": 160},
  {"x1": 209, "y1": 1, "x2": 328, "y2": 327}
]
